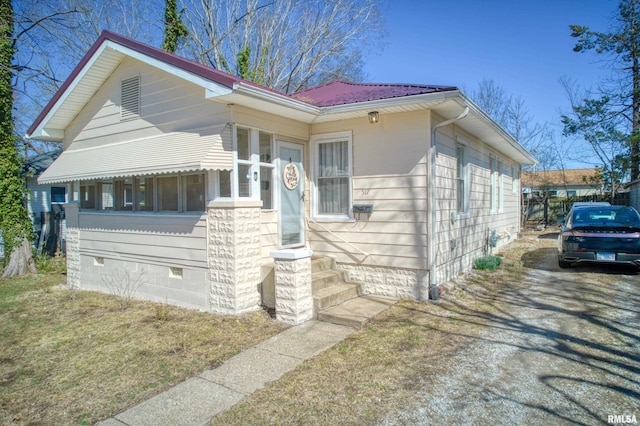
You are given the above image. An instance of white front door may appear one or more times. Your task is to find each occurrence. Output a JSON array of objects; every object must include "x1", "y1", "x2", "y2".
[{"x1": 278, "y1": 141, "x2": 305, "y2": 248}]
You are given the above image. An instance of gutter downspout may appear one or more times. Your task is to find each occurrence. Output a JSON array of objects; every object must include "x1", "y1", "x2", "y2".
[{"x1": 427, "y1": 107, "x2": 469, "y2": 300}]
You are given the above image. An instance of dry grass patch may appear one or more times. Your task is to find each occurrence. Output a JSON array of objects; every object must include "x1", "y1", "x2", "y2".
[
  {"x1": 0, "y1": 272, "x2": 288, "y2": 425},
  {"x1": 211, "y1": 232, "x2": 556, "y2": 425}
]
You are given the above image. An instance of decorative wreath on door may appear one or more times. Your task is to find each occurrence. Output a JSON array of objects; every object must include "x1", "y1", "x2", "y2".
[{"x1": 283, "y1": 163, "x2": 300, "y2": 190}]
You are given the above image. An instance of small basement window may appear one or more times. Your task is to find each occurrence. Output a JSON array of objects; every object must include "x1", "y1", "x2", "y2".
[{"x1": 169, "y1": 267, "x2": 183, "y2": 279}]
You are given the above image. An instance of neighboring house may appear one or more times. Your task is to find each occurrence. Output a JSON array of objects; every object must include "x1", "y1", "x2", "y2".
[
  {"x1": 25, "y1": 149, "x2": 67, "y2": 254},
  {"x1": 1, "y1": 150, "x2": 65, "y2": 259},
  {"x1": 630, "y1": 179, "x2": 640, "y2": 211},
  {"x1": 522, "y1": 168, "x2": 603, "y2": 199},
  {"x1": 26, "y1": 31, "x2": 535, "y2": 324}
]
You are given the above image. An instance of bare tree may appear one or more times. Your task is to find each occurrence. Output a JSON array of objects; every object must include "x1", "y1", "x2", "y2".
[
  {"x1": 13, "y1": 0, "x2": 163, "y2": 154},
  {"x1": 181, "y1": 0, "x2": 384, "y2": 93},
  {"x1": 564, "y1": 0, "x2": 640, "y2": 180},
  {"x1": 468, "y1": 78, "x2": 552, "y2": 170}
]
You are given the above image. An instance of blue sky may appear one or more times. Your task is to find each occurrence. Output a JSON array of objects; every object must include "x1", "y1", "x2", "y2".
[{"x1": 363, "y1": 0, "x2": 619, "y2": 167}]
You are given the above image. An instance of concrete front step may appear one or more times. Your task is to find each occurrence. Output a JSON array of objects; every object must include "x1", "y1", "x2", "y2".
[
  {"x1": 317, "y1": 296, "x2": 396, "y2": 329},
  {"x1": 313, "y1": 283, "x2": 361, "y2": 312},
  {"x1": 312, "y1": 269, "x2": 347, "y2": 292},
  {"x1": 311, "y1": 256, "x2": 333, "y2": 274}
]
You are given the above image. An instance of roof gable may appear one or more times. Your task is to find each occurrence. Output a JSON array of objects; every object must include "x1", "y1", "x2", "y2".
[{"x1": 26, "y1": 30, "x2": 246, "y2": 140}]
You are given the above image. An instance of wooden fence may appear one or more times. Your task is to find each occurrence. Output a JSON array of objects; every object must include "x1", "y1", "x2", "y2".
[{"x1": 523, "y1": 193, "x2": 630, "y2": 226}]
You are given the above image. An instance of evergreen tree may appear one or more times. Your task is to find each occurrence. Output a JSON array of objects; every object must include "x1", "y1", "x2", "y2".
[
  {"x1": 161, "y1": 0, "x2": 188, "y2": 53},
  {"x1": 563, "y1": 0, "x2": 640, "y2": 181},
  {"x1": 0, "y1": 0, "x2": 35, "y2": 276}
]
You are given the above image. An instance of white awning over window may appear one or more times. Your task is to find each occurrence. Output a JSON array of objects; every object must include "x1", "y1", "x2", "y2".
[{"x1": 38, "y1": 125, "x2": 233, "y2": 184}]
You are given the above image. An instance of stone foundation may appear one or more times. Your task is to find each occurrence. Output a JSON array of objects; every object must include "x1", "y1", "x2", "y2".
[{"x1": 337, "y1": 263, "x2": 428, "y2": 300}]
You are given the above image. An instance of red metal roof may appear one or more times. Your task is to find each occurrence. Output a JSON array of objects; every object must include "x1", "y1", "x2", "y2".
[{"x1": 291, "y1": 81, "x2": 458, "y2": 107}]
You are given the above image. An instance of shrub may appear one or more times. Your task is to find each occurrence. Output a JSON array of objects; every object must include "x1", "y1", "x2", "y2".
[
  {"x1": 474, "y1": 255, "x2": 503, "y2": 271},
  {"x1": 35, "y1": 253, "x2": 67, "y2": 274}
]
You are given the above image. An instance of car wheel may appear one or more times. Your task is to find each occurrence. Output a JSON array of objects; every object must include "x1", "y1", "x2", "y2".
[{"x1": 558, "y1": 259, "x2": 571, "y2": 269}]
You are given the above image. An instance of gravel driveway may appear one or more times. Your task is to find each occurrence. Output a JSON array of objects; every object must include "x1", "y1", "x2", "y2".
[{"x1": 383, "y1": 232, "x2": 640, "y2": 426}]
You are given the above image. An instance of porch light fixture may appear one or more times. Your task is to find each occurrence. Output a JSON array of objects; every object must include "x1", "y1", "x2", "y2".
[{"x1": 368, "y1": 111, "x2": 379, "y2": 124}]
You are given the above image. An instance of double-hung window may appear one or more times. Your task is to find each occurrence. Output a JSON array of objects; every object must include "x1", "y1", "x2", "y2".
[
  {"x1": 490, "y1": 155, "x2": 497, "y2": 213},
  {"x1": 490, "y1": 155, "x2": 503, "y2": 213},
  {"x1": 456, "y1": 143, "x2": 469, "y2": 214},
  {"x1": 497, "y1": 158, "x2": 504, "y2": 212},
  {"x1": 236, "y1": 127, "x2": 253, "y2": 198},
  {"x1": 312, "y1": 132, "x2": 352, "y2": 219}
]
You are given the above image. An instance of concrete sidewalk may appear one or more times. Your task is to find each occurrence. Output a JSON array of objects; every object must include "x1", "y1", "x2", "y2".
[{"x1": 98, "y1": 320, "x2": 354, "y2": 426}]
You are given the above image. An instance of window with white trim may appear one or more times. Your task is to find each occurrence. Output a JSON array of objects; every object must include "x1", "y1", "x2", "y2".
[
  {"x1": 498, "y1": 158, "x2": 504, "y2": 212},
  {"x1": 80, "y1": 183, "x2": 96, "y2": 209},
  {"x1": 232, "y1": 127, "x2": 275, "y2": 210},
  {"x1": 51, "y1": 186, "x2": 66, "y2": 204},
  {"x1": 236, "y1": 127, "x2": 252, "y2": 197},
  {"x1": 490, "y1": 155, "x2": 497, "y2": 213},
  {"x1": 312, "y1": 132, "x2": 352, "y2": 219},
  {"x1": 114, "y1": 178, "x2": 133, "y2": 211},
  {"x1": 456, "y1": 144, "x2": 469, "y2": 213},
  {"x1": 259, "y1": 131, "x2": 274, "y2": 209}
]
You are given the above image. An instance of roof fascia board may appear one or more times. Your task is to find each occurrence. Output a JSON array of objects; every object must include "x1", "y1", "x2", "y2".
[
  {"x1": 319, "y1": 91, "x2": 456, "y2": 116},
  {"x1": 106, "y1": 41, "x2": 233, "y2": 98},
  {"x1": 233, "y1": 82, "x2": 321, "y2": 123},
  {"x1": 232, "y1": 82, "x2": 320, "y2": 115}
]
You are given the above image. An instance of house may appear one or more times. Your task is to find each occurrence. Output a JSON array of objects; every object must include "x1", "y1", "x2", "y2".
[
  {"x1": 522, "y1": 168, "x2": 603, "y2": 199},
  {"x1": 630, "y1": 178, "x2": 640, "y2": 211},
  {"x1": 25, "y1": 149, "x2": 67, "y2": 255},
  {"x1": 26, "y1": 31, "x2": 535, "y2": 324}
]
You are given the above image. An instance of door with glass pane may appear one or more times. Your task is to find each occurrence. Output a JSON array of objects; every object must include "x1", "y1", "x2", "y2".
[{"x1": 278, "y1": 142, "x2": 305, "y2": 248}]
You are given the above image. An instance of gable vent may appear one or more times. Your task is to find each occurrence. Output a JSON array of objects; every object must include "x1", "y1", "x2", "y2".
[{"x1": 121, "y1": 76, "x2": 141, "y2": 120}]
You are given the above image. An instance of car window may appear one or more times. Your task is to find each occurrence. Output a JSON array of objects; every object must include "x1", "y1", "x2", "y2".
[
  {"x1": 614, "y1": 208, "x2": 640, "y2": 225},
  {"x1": 572, "y1": 207, "x2": 640, "y2": 227}
]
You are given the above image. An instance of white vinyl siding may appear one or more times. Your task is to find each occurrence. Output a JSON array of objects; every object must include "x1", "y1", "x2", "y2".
[
  {"x1": 309, "y1": 115, "x2": 427, "y2": 271},
  {"x1": 77, "y1": 213, "x2": 210, "y2": 309}
]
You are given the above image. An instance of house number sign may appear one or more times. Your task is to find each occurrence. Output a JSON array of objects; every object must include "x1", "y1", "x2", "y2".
[{"x1": 283, "y1": 163, "x2": 300, "y2": 190}]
